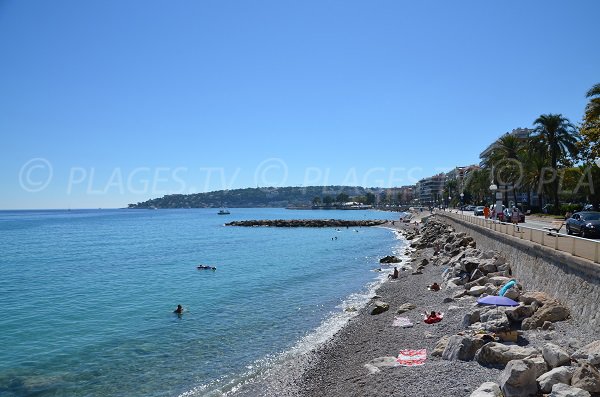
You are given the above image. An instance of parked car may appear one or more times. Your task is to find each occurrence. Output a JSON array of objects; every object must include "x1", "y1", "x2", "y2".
[
  {"x1": 502, "y1": 207, "x2": 525, "y2": 223},
  {"x1": 584, "y1": 204, "x2": 596, "y2": 211},
  {"x1": 474, "y1": 206, "x2": 485, "y2": 216},
  {"x1": 566, "y1": 211, "x2": 600, "y2": 238},
  {"x1": 463, "y1": 205, "x2": 476, "y2": 211}
]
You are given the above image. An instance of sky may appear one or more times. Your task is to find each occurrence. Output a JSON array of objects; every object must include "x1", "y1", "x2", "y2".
[{"x1": 1, "y1": 0, "x2": 599, "y2": 209}]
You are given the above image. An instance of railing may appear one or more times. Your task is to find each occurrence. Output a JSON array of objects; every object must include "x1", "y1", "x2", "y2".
[{"x1": 440, "y1": 212, "x2": 600, "y2": 264}]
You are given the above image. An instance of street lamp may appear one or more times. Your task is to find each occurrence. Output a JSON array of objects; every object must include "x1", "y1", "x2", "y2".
[
  {"x1": 448, "y1": 196, "x2": 452, "y2": 210},
  {"x1": 489, "y1": 183, "x2": 498, "y2": 220},
  {"x1": 460, "y1": 192, "x2": 464, "y2": 214}
]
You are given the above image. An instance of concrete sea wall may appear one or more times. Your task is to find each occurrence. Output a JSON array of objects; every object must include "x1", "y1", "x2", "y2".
[{"x1": 439, "y1": 214, "x2": 600, "y2": 331}]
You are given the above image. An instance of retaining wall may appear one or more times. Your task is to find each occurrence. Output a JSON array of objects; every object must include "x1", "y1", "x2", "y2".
[{"x1": 438, "y1": 214, "x2": 600, "y2": 330}]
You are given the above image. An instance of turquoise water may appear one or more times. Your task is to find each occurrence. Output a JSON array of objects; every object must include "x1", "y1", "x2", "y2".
[{"x1": 0, "y1": 208, "x2": 405, "y2": 397}]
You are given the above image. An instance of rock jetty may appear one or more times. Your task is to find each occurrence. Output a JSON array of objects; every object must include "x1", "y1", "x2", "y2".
[{"x1": 225, "y1": 219, "x2": 387, "y2": 227}]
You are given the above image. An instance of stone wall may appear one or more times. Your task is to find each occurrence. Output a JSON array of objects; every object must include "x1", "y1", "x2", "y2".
[{"x1": 438, "y1": 214, "x2": 600, "y2": 331}]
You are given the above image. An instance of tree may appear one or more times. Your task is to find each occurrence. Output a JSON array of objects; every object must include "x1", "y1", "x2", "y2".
[
  {"x1": 365, "y1": 192, "x2": 376, "y2": 205},
  {"x1": 531, "y1": 114, "x2": 580, "y2": 213},
  {"x1": 481, "y1": 134, "x2": 527, "y2": 206},
  {"x1": 323, "y1": 195, "x2": 334, "y2": 206},
  {"x1": 312, "y1": 196, "x2": 321, "y2": 206},
  {"x1": 336, "y1": 192, "x2": 349, "y2": 203},
  {"x1": 580, "y1": 83, "x2": 600, "y2": 161}
]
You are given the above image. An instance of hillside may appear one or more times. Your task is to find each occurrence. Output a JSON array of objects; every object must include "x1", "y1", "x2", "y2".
[{"x1": 127, "y1": 186, "x2": 381, "y2": 209}]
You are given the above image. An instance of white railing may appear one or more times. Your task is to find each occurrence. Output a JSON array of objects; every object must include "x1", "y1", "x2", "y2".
[{"x1": 440, "y1": 212, "x2": 600, "y2": 264}]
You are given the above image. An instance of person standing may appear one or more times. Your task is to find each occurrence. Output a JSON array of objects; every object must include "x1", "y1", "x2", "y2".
[{"x1": 483, "y1": 205, "x2": 490, "y2": 220}]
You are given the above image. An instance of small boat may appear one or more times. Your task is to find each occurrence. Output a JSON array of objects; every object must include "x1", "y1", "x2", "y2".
[
  {"x1": 218, "y1": 208, "x2": 230, "y2": 215},
  {"x1": 197, "y1": 265, "x2": 216, "y2": 271}
]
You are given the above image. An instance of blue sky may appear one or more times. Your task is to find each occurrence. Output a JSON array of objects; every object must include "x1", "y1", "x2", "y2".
[{"x1": 1, "y1": 0, "x2": 598, "y2": 209}]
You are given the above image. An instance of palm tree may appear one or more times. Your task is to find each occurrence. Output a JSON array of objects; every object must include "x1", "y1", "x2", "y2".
[
  {"x1": 580, "y1": 83, "x2": 600, "y2": 161},
  {"x1": 585, "y1": 83, "x2": 600, "y2": 122},
  {"x1": 481, "y1": 134, "x2": 526, "y2": 206},
  {"x1": 531, "y1": 114, "x2": 580, "y2": 212}
]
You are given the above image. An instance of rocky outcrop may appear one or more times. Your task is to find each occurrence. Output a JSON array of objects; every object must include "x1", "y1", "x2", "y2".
[
  {"x1": 522, "y1": 301, "x2": 570, "y2": 330},
  {"x1": 571, "y1": 363, "x2": 600, "y2": 393}
]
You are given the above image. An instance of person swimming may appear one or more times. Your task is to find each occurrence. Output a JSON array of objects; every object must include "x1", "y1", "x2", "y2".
[{"x1": 174, "y1": 304, "x2": 183, "y2": 314}]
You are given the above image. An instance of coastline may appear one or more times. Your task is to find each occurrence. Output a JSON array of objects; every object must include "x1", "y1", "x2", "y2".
[{"x1": 228, "y1": 212, "x2": 599, "y2": 397}]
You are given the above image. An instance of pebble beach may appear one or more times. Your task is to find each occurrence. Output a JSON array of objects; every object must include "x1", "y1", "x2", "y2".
[{"x1": 230, "y1": 213, "x2": 600, "y2": 397}]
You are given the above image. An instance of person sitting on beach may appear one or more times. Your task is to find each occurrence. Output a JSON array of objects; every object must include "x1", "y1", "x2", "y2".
[
  {"x1": 428, "y1": 282, "x2": 440, "y2": 291},
  {"x1": 424, "y1": 311, "x2": 443, "y2": 324},
  {"x1": 388, "y1": 267, "x2": 399, "y2": 279},
  {"x1": 174, "y1": 304, "x2": 183, "y2": 314}
]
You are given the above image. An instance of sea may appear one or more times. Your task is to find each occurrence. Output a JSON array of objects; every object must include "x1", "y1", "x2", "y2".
[{"x1": 0, "y1": 208, "x2": 408, "y2": 397}]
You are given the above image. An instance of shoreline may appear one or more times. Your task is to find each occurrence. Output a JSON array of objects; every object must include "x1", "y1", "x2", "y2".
[{"x1": 229, "y1": 212, "x2": 599, "y2": 397}]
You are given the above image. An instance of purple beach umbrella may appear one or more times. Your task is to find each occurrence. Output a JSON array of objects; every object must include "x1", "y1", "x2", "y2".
[{"x1": 477, "y1": 295, "x2": 519, "y2": 307}]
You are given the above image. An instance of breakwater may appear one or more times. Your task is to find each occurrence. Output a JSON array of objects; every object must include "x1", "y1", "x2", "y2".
[{"x1": 225, "y1": 219, "x2": 387, "y2": 227}]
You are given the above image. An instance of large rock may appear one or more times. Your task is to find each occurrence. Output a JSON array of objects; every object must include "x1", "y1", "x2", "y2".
[
  {"x1": 470, "y1": 381, "x2": 502, "y2": 397},
  {"x1": 478, "y1": 260, "x2": 497, "y2": 274},
  {"x1": 488, "y1": 276, "x2": 512, "y2": 286},
  {"x1": 572, "y1": 340, "x2": 600, "y2": 365},
  {"x1": 465, "y1": 276, "x2": 489, "y2": 290},
  {"x1": 442, "y1": 335, "x2": 486, "y2": 361},
  {"x1": 543, "y1": 343, "x2": 571, "y2": 368},
  {"x1": 396, "y1": 303, "x2": 416, "y2": 314},
  {"x1": 503, "y1": 287, "x2": 521, "y2": 301},
  {"x1": 571, "y1": 363, "x2": 600, "y2": 393},
  {"x1": 379, "y1": 255, "x2": 401, "y2": 263},
  {"x1": 522, "y1": 301, "x2": 570, "y2": 330},
  {"x1": 475, "y1": 342, "x2": 539, "y2": 367},
  {"x1": 520, "y1": 291, "x2": 553, "y2": 306},
  {"x1": 499, "y1": 356, "x2": 548, "y2": 397},
  {"x1": 371, "y1": 301, "x2": 389, "y2": 315},
  {"x1": 537, "y1": 366, "x2": 575, "y2": 393},
  {"x1": 468, "y1": 285, "x2": 487, "y2": 296},
  {"x1": 505, "y1": 304, "x2": 535, "y2": 322},
  {"x1": 431, "y1": 335, "x2": 450, "y2": 357},
  {"x1": 463, "y1": 310, "x2": 481, "y2": 327},
  {"x1": 549, "y1": 383, "x2": 591, "y2": 397}
]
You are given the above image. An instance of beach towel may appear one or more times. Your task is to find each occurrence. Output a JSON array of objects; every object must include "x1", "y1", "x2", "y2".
[
  {"x1": 396, "y1": 349, "x2": 427, "y2": 366},
  {"x1": 392, "y1": 316, "x2": 414, "y2": 328}
]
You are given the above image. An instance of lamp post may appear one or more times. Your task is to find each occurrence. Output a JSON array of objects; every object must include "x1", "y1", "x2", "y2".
[
  {"x1": 489, "y1": 183, "x2": 498, "y2": 220},
  {"x1": 448, "y1": 196, "x2": 452, "y2": 210},
  {"x1": 460, "y1": 192, "x2": 464, "y2": 214}
]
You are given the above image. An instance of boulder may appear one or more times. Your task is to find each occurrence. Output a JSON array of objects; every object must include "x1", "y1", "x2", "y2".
[
  {"x1": 499, "y1": 356, "x2": 548, "y2": 397},
  {"x1": 396, "y1": 303, "x2": 417, "y2": 314},
  {"x1": 470, "y1": 268, "x2": 484, "y2": 281},
  {"x1": 442, "y1": 335, "x2": 486, "y2": 361},
  {"x1": 475, "y1": 342, "x2": 540, "y2": 367},
  {"x1": 503, "y1": 287, "x2": 520, "y2": 300},
  {"x1": 371, "y1": 301, "x2": 389, "y2": 315},
  {"x1": 572, "y1": 340, "x2": 600, "y2": 365},
  {"x1": 571, "y1": 363, "x2": 600, "y2": 393},
  {"x1": 549, "y1": 383, "x2": 591, "y2": 397},
  {"x1": 462, "y1": 258, "x2": 482, "y2": 273},
  {"x1": 543, "y1": 343, "x2": 571, "y2": 368},
  {"x1": 468, "y1": 285, "x2": 487, "y2": 296},
  {"x1": 520, "y1": 291, "x2": 553, "y2": 306},
  {"x1": 465, "y1": 276, "x2": 489, "y2": 290},
  {"x1": 537, "y1": 366, "x2": 575, "y2": 393},
  {"x1": 478, "y1": 260, "x2": 497, "y2": 274},
  {"x1": 463, "y1": 310, "x2": 481, "y2": 327},
  {"x1": 470, "y1": 381, "x2": 502, "y2": 397},
  {"x1": 379, "y1": 255, "x2": 401, "y2": 263},
  {"x1": 488, "y1": 276, "x2": 512, "y2": 286},
  {"x1": 431, "y1": 335, "x2": 450, "y2": 357},
  {"x1": 522, "y1": 302, "x2": 570, "y2": 330},
  {"x1": 505, "y1": 304, "x2": 535, "y2": 322}
]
